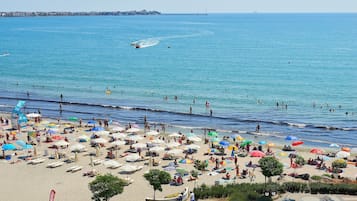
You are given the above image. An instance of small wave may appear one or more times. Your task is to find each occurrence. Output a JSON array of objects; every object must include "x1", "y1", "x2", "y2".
[
  {"x1": 0, "y1": 53, "x2": 10, "y2": 57},
  {"x1": 287, "y1": 122, "x2": 307, "y2": 128}
]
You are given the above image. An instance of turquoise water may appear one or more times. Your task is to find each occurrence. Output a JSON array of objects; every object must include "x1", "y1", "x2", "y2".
[{"x1": 0, "y1": 14, "x2": 356, "y2": 147}]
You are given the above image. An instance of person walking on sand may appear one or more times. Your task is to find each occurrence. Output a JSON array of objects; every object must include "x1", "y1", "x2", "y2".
[{"x1": 190, "y1": 191, "x2": 195, "y2": 201}]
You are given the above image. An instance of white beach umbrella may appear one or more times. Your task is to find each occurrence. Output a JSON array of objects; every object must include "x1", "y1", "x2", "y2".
[
  {"x1": 166, "y1": 142, "x2": 181, "y2": 148},
  {"x1": 188, "y1": 136, "x2": 202, "y2": 142},
  {"x1": 336, "y1": 151, "x2": 350, "y2": 158},
  {"x1": 95, "y1": 130, "x2": 110, "y2": 136},
  {"x1": 132, "y1": 143, "x2": 147, "y2": 149},
  {"x1": 167, "y1": 149, "x2": 183, "y2": 156},
  {"x1": 150, "y1": 146, "x2": 165, "y2": 152},
  {"x1": 329, "y1": 143, "x2": 340, "y2": 148},
  {"x1": 120, "y1": 164, "x2": 138, "y2": 173},
  {"x1": 351, "y1": 148, "x2": 357, "y2": 154},
  {"x1": 103, "y1": 160, "x2": 122, "y2": 168},
  {"x1": 126, "y1": 135, "x2": 143, "y2": 141},
  {"x1": 125, "y1": 154, "x2": 141, "y2": 162},
  {"x1": 184, "y1": 144, "x2": 200, "y2": 150},
  {"x1": 26, "y1": 113, "x2": 41, "y2": 118},
  {"x1": 110, "y1": 140, "x2": 126, "y2": 147},
  {"x1": 146, "y1": 130, "x2": 159, "y2": 136},
  {"x1": 111, "y1": 133, "x2": 126, "y2": 139},
  {"x1": 91, "y1": 138, "x2": 108, "y2": 144},
  {"x1": 126, "y1": 128, "x2": 140, "y2": 133},
  {"x1": 112, "y1": 126, "x2": 125, "y2": 132},
  {"x1": 55, "y1": 140, "x2": 69, "y2": 147},
  {"x1": 150, "y1": 139, "x2": 165, "y2": 144},
  {"x1": 70, "y1": 144, "x2": 86, "y2": 152},
  {"x1": 169, "y1": 132, "x2": 181, "y2": 138}
]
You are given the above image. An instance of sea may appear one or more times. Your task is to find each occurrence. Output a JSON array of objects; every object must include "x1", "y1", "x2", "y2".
[{"x1": 0, "y1": 13, "x2": 356, "y2": 148}]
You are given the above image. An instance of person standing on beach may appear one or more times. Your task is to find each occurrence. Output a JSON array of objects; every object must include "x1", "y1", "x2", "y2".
[
  {"x1": 210, "y1": 109, "x2": 213, "y2": 117},
  {"x1": 59, "y1": 103, "x2": 63, "y2": 114},
  {"x1": 27, "y1": 91, "x2": 30, "y2": 98},
  {"x1": 189, "y1": 106, "x2": 192, "y2": 114},
  {"x1": 60, "y1": 93, "x2": 63, "y2": 102},
  {"x1": 190, "y1": 191, "x2": 195, "y2": 201}
]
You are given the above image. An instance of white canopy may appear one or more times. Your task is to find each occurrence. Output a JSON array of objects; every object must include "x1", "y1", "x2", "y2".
[
  {"x1": 26, "y1": 113, "x2": 41, "y2": 118},
  {"x1": 184, "y1": 144, "x2": 200, "y2": 150},
  {"x1": 166, "y1": 142, "x2": 181, "y2": 148},
  {"x1": 126, "y1": 135, "x2": 143, "y2": 141},
  {"x1": 125, "y1": 154, "x2": 141, "y2": 162},
  {"x1": 111, "y1": 133, "x2": 126, "y2": 139},
  {"x1": 336, "y1": 151, "x2": 350, "y2": 158},
  {"x1": 91, "y1": 138, "x2": 108, "y2": 144},
  {"x1": 55, "y1": 140, "x2": 69, "y2": 147},
  {"x1": 169, "y1": 133, "x2": 181, "y2": 138},
  {"x1": 70, "y1": 144, "x2": 86, "y2": 152},
  {"x1": 132, "y1": 143, "x2": 147, "y2": 149},
  {"x1": 110, "y1": 140, "x2": 126, "y2": 146},
  {"x1": 188, "y1": 136, "x2": 202, "y2": 142},
  {"x1": 126, "y1": 128, "x2": 140, "y2": 133},
  {"x1": 167, "y1": 149, "x2": 183, "y2": 156},
  {"x1": 112, "y1": 126, "x2": 125, "y2": 132},
  {"x1": 149, "y1": 146, "x2": 165, "y2": 152},
  {"x1": 146, "y1": 130, "x2": 159, "y2": 136}
]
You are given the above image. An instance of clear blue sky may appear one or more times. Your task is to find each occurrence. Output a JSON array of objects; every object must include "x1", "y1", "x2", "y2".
[{"x1": 2, "y1": 0, "x2": 357, "y2": 13}]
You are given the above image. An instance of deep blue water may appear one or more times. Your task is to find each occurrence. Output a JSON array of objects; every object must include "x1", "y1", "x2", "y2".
[{"x1": 0, "y1": 14, "x2": 356, "y2": 147}]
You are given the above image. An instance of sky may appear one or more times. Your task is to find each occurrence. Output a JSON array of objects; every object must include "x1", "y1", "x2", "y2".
[{"x1": 1, "y1": 0, "x2": 357, "y2": 13}]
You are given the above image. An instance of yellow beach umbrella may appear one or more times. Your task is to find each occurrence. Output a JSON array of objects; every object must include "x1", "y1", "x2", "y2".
[
  {"x1": 227, "y1": 145, "x2": 238, "y2": 151},
  {"x1": 236, "y1": 136, "x2": 244, "y2": 141},
  {"x1": 267, "y1": 143, "x2": 275, "y2": 147}
]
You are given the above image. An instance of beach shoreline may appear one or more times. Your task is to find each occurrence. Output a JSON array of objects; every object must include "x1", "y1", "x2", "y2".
[{"x1": 1, "y1": 111, "x2": 356, "y2": 201}]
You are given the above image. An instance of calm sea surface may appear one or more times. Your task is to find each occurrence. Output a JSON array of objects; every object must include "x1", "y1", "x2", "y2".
[{"x1": 0, "y1": 14, "x2": 356, "y2": 147}]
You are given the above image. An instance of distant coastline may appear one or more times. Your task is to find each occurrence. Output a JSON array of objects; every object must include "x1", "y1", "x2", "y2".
[{"x1": 0, "y1": 10, "x2": 160, "y2": 17}]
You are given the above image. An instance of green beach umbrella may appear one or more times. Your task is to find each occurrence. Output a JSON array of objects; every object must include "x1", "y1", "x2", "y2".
[
  {"x1": 240, "y1": 140, "x2": 253, "y2": 146},
  {"x1": 210, "y1": 137, "x2": 220, "y2": 143},
  {"x1": 207, "y1": 131, "x2": 218, "y2": 137}
]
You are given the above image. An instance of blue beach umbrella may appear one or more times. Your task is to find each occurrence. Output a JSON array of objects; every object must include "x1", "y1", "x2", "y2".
[
  {"x1": 87, "y1": 120, "x2": 96, "y2": 125},
  {"x1": 47, "y1": 129, "x2": 57, "y2": 135},
  {"x1": 16, "y1": 140, "x2": 27, "y2": 147},
  {"x1": 230, "y1": 134, "x2": 240, "y2": 139},
  {"x1": 22, "y1": 144, "x2": 33, "y2": 150},
  {"x1": 219, "y1": 140, "x2": 230, "y2": 147},
  {"x1": 2, "y1": 144, "x2": 16, "y2": 151},
  {"x1": 285, "y1": 135, "x2": 298, "y2": 141},
  {"x1": 91, "y1": 126, "x2": 104, "y2": 131},
  {"x1": 259, "y1": 140, "x2": 267, "y2": 145}
]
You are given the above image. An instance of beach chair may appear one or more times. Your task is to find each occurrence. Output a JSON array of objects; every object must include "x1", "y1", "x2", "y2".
[
  {"x1": 71, "y1": 166, "x2": 83, "y2": 173},
  {"x1": 93, "y1": 159, "x2": 103, "y2": 165},
  {"x1": 67, "y1": 165, "x2": 80, "y2": 172},
  {"x1": 28, "y1": 158, "x2": 45, "y2": 165}
]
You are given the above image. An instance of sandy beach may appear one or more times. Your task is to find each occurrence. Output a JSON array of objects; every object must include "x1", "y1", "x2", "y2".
[{"x1": 1, "y1": 112, "x2": 356, "y2": 201}]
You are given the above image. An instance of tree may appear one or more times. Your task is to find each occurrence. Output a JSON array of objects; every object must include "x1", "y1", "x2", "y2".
[
  {"x1": 89, "y1": 173, "x2": 126, "y2": 201},
  {"x1": 258, "y1": 157, "x2": 283, "y2": 183},
  {"x1": 144, "y1": 169, "x2": 172, "y2": 200}
]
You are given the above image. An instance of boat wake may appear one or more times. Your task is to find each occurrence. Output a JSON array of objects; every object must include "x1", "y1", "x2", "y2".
[
  {"x1": 0, "y1": 53, "x2": 10, "y2": 57},
  {"x1": 131, "y1": 39, "x2": 160, "y2": 49}
]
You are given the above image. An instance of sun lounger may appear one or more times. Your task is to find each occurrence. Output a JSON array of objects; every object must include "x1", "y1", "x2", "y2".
[
  {"x1": 28, "y1": 158, "x2": 46, "y2": 165},
  {"x1": 47, "y1": 161, "x2": 64, "y2": 168},
  {"x1": 92, "y1": 159, "x2": 104, "y2": 165},
  {"x1": 71, "y1": 166, "x2": 83, "y2": 172},
  {"x1": 66, "y1": 165, "x2": 82, "y2": 172},
  {"x1": 108, "y1": 163, "x2": 122, "y2": 169}
]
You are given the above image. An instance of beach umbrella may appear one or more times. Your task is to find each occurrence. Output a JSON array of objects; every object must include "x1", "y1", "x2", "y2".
[
  {"x1": 166, "y1": 142, "x2": 181, "y2": 148},
  {"x1": 310, "y1": 148, "x2": 324, "y2": 155},
  {"x1": 91, "y1": 138, "x2": 108, "y2": 144},
  {"x1": 188, "y1": 136, "x2": 202, "y2": 142},
  {"x1": 150, "y1": 139, "x2": 165, "y2": 144},
  {"x1": 250, "y1": 150, "x2": 265, "y2": 157},
  {"x1": 219, "y1": 140, "x2": 230, "y2": 147},
  {"x1": 125, "y1": 154, "x2": 141, "y2": 162},
  {"x1": 16, "y1": 140, "x2": 27, "y2": 147},
  {"x1": 126, "y1": 135, "x2": 143, "y2": 141},
  {"x1": 341, "y1": 147, "x2": 351, "y2": 152},
  {"x1": 227, "y1": 145, "x2": 238, "y2": 151},
  {"x1": 169, "y1": 133, "x2": 181, "y2": 138},
  {"x1": 112, "y1": 126, "x2": 125, "y2": 132},
  {"x1": 132, "y1": 143, "x2": 147, "y2": 149},
  {"x1": 230, "y1": 133, "x2": 240, "y2": 139},
  {"x1": 167, "y1": 149, "x2": 183, "y2": 156},
  {"x1": 179, "y1": 159, "x2": 193, "y2": 164},
  {"x1": 240, "y1": 140, "x2": 253, "y2": 146},
  {"x1": 55, "y1": 140, "x2": 69, "y2": 147},
  {"x1": 210, "y1": 137, "x2": 220, "y2": 143},
  {"x1": 47, "y1": 129, "x2": 57, "y2": 135},
  {"x1": 47, "y1": 123, "x2": 58, "y2": 128},
  {"x1": 110, "y1": 140, "x2": 126, "y2": 147},
  {"x1": 70, "y1": 144, "x2": 86, "y2": 152},
  {"x1": 292, "y1": 141, "x2": 304, "y2": 146},
  {"x1": 149, "y1": 146, "x2": 165, "y2": 153},
  {"x1": 77, "y1": 135, "x2": 89, "y2": 142},
  {"x1": 68, "y1": 117, "x2": 78, "y2": 122},
  {"x1": 91, "y1": 127, "x2": 104, "y2": 132},
  {"x1": 22, "y1": 144, "x2": 33, "y2": 150},
  {"x1": 268, "y1": 143, "x2": 275, "y2": 147},
  {"x1": 26, "y1": 113, "x2": 41, "y2": 118},
  {"x1": 120, "y1": 164, "x2": 139, "y2": 173},
  {"x1": 276, "y1": 151, "x2": 288, "y2": 157},
  {"x1": 329, "y1": 143, "x2": 340, "y2": 148},
  {"x1": 51, "y1": 135, "x2": 63, "y2": 140},
  {"x1": 111, "y1": 133, "x2": 126, "y2": 139},
  {"x1": 285, "y1": 135, "x2": 298, "y2": 141},
  {"x1": 2, "y1": 144, "x2": 16, "y2": 151},
  {"x1": 351, "y1": 148, "x2": 357, "y2": 154},
  {"x1": 186, "y1": 133, "x2": 196, "y2": 137},
  {"x1": 104, "y1": 160, "x2": 122, "y2": 168},
  {"x1": 207, "y1": 131, "x2": 218, "y2": 137},
  {"x1": 288, "y1": 153, "x2": 297, "y2": 158},
  {"x1": 336, "y1": 151, "x2": 350, "y2": 158},
  {"x1": 236, "y1": 136, "x2": 244, "y2": 141},
  {"x1": 146, "y1": 130, "x2": 159, "y2": 136},
  {"x1": 184, "y1": 144, "x2": 200, "y2": 150},
  {"x1": 95, "y1": 130, "x2": 110, "y2": 136},
  {"x1": 126, "y1": 128, "x2": 140, "y2": 133},
  {"x1": 259, "y1": 140, "x2": 267, "y2": 145}
]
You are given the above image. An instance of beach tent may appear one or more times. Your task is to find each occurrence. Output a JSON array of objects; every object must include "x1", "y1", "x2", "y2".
[{"x1": 285, "y1": 135, "x2": 298, "y2": 141}]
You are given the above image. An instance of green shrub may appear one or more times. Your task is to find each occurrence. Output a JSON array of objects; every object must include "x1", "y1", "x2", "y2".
[
  {"x1": 311, "y1": 175, "x2": 322, "y2": 181},
  {"x1": 191, "y1": 170, "x2": 199, "y2": 178},
  {"x1": 294, "y1": 155, "x2": 306, "y2": 166},
  {"x1": 332, "y1": 159, "x2": 347, "y2": 168}
]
